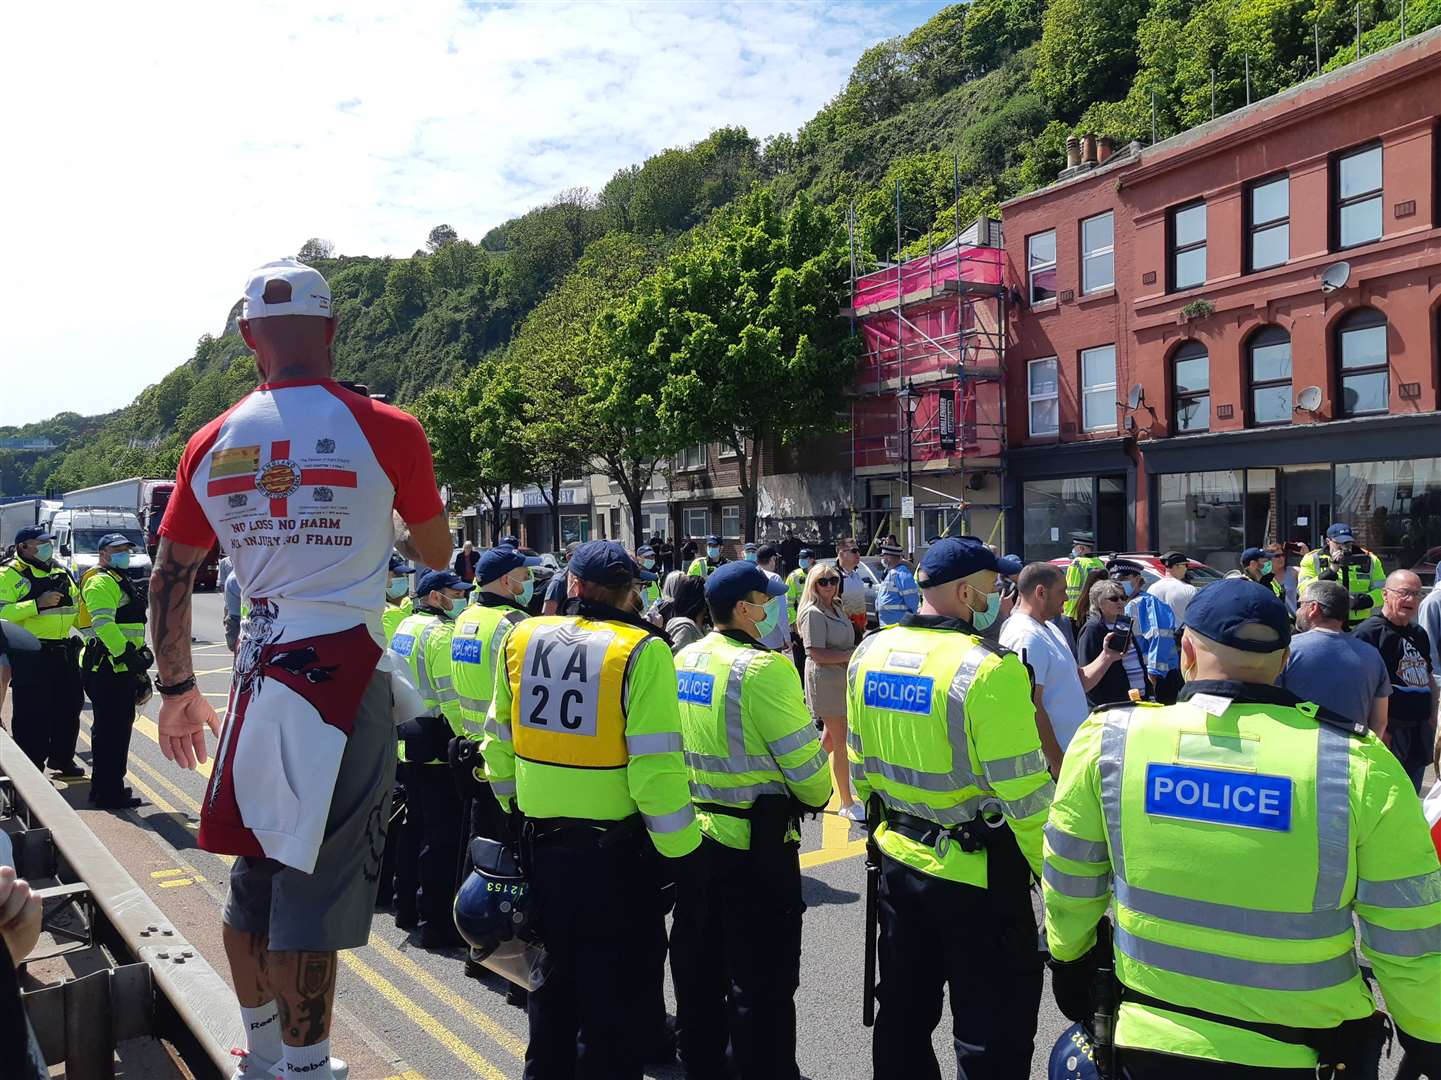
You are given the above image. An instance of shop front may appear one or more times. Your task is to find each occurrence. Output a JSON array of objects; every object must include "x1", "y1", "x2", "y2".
[
  {"x1": 1142, "y1": 413, "x2": 1441, "y2": 580},
  {"x1": 513, "y1": 483, "x2": 591, "y2": 553},
  {"x1": 1005, "y1": 438, "x2": 1138, "y2": 562}
]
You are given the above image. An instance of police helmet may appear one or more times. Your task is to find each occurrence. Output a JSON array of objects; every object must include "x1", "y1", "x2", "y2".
[
  {"x1": 453, "y1": 837, "x2": 550, "y2": 990},
  {"x1": 1048, "y1": 1023, "x2": 1102, "y2": 1080},
  {"x1": 134, "y1": 672, "x2": 154, "y2": 709}
]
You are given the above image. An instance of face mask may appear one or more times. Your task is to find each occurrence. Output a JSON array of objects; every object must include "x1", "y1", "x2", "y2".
[
  {"x1": 744, "y1": 552, "x2": 757, "y2": 562},
  {"x1": 110, "y1": 552, "x2": 132, "y2": 570},
  {"x1": 515, "y1": 576, "x2": 535, "y2": 607},
  {"x1": 972, "y1": 590, "x2": 1002, "y2": 630},
  {"x1": 36, "y1": 542, "x2": 54, "y2": 562},
  {"x1": 1071, "y1": 547, "x2": 1084, "y2": 559},
  {"x1": 750, "y1": 596, "x2": 783, "y2": 639},
  {"x1": 387, "y1": 577, "x2": 410, "y2": 599},
  {"x1": 1120, "y1": 579, "x2": 1135, "y2": 597},
  {"x1": 446, "y1": 594, "x2": 468, "y2": 617},
  {"x1": 1262, "y1": 560, "x2": 1273, "y2": 575},
  {"x1": 707, "y1": 546, "x2": 721, "y2": 560},
  {"x1": 642, "y1": 557, "x2": 656, "y2": 570},
  {"x1": 799, "y1": 559, "x2": 812, "y2": 571}
]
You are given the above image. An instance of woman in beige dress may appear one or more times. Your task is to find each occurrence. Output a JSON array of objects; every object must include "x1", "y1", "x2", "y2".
[{"x1": 797, "y1": 563, "x2": 862, "y2": 821}]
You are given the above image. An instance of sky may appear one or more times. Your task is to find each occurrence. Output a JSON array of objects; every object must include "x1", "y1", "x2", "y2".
[{"x1": 0, "y1": 0, "x2": 946, "y2": 428}]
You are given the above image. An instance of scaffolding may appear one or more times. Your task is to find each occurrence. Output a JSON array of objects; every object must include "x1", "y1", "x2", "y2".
[{"x1": 843, "y1": 184, "x2": 1009, "y2": 546}]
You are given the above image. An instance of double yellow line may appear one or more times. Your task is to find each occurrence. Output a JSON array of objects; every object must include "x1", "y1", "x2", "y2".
[{"x1": 78, "y1": 718, "x2": 522, "y2": 1080}]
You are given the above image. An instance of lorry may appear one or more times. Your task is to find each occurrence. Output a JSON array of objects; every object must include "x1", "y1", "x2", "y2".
[
  {"x1": 62, "y1": 478, "x2": 218, "y2": 590},
  {"x1": 48, "y1": 507, "x2": 153, "y2": 597},
  {"x1": 0, "y1": 497, "x2": 43, "y2": 552}
]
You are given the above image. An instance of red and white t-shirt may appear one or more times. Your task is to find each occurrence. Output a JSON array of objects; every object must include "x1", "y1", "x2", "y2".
[{"x1": 161, "y1": 378, "x2": 442, "y2": 632}]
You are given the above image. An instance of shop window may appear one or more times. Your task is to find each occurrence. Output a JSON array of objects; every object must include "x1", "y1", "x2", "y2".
[
  {"x1": 1247, "y1": 326, "x2": 1292, "y2": 426},
  {"x1": 1333, "y1": 143, "x2": 1382, "y2": 250},
  {"x1": 1336, "y1": 458, "x2": 1441, "y2": 577},
  {"x1": 1028, "y1": 357, "x2": 1059, "y2": 437},
  {"x1": 1028, "y1": 229, "x2": 1057, "y2": 304},
  {"x1": 1157, "y1": 470, "x2": 1244, "y2": 569},
  {"x1": 559, "y1": 514, "x2": 591, "y2": 545},
  {"x1": 1168, "y1": 201, "x2": 1206, "y2": 292},
  {"x1": 678, "y1": 444, "x2": 706, "y2": 470},
  {"x1": 1172, "y1": 342, "x2": 1210, "y2": 433},
  {"x1": 1081, "y1": 345, "x2": 1117, "y2": 432},
  {"x1": 720, "y1": 505, "x2": 742, "y2": 538},
  {"x1": 1021, "y1": 476, "x2": 1126, "y2": 562},
  {"x1": 1081, "y1": 212, "x2": 1114, "y2": 294},
  {"x1": 1246, "y1": 174, "x2": 1289, "y2": 272},
  {"x1": 1336, "y1": 308, "x2": 1389, "y2": 417},
  {"x1": 683, "y1": 507, "x2": 709, "y2": 538}
]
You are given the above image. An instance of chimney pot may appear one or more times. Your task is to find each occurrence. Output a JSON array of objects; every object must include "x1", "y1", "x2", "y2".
[
  {"x1": 1081, "y1": 133, "x2": 1098, "y2": 164},
  {"x1": 1097, "y1": 136, "x2": 1115, "y2": 163},
  {"x1": 1065, "y1": 136, "x2": 1081, "y2": 169}
]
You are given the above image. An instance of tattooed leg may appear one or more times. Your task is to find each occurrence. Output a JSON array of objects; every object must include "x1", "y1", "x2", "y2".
[
  {"x1": 271, "y1": 950, "x2": 338, "y2": 1047},
  {"x1": 222, "y1": 924, "x2": 273, "y2": 1009}
]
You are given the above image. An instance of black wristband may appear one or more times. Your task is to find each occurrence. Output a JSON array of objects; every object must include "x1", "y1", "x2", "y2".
[{"x1": 156, "y1": 676, "x2": 197, "y2": 697}]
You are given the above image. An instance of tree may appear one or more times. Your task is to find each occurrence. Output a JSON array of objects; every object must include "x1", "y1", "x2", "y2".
[
  {"x1": 297, "y1": 237, "x2": 335, "y2": 262},
  {"x1": 427, "y1": 224, "x2": 459, "y2": 252},
  {"x1": 614, "y1": 189, "x2": 857, "y2": 541},
  {"x1": 1033, "y1": 0, "x2": 1150, "y2": 114}
]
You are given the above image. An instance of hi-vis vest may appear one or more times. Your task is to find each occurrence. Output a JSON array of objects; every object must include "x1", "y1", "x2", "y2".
[
  {"x1": 0, "y1": 557, "x2": 78, "y2": 641},
  {"x1": 392, "y1": 610, "x2": 461, "y2": 764},
  {"x1": 1297, "y1": 548, "x2": 1384, "y2": 627},
  {"x1": 1064, "y1": 555, "x2": 1106, "y2": 619},
  {"x1": 452, "y1": 599, "x2": 526, "y2": 740},
  {"x1": 382, "y1": 596, "x2": 413, "y2": 644},
  {"x1": 786, "y1": 567, "x2": 807, "y2": 620},
  {"x1": 846, "y1": 622, "x2": 1053, "y2": 886},
  {"x1": 79, "y1": 568, "x2": 147, "y2": 666},
  {"x1": 506, "y1": 615, "x2": 651, "y2": 770},
  {"x1": 1043, "y1": 685, "x2": 1441, "y2": 1067}
]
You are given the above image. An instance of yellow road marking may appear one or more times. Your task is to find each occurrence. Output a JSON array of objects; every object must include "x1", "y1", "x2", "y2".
[
  {"x1": 799, "y1": 786, "x2": 867, "y2": 870},
  {"x1": 159, "y1": 877, "x2": 202, "y2": 888},
  {"x1": 366, "y1": 935, "x2": 527, "y2": 1060},
  {"x1": 151, "y1": 868, "x2": 186, "y2": 878},
  {"x1": 133, "y1": 715, "x2": 213, "y2": 779}
]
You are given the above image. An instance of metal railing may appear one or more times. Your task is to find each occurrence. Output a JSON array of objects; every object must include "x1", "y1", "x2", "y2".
[{"x1": 2, "y1": 733, "x2": 239, "y2": 1080}]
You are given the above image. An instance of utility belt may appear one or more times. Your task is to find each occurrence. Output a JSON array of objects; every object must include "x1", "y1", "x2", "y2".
[
  {"x1": 694, "y1": 793, "x2": 804, "y2": 852},
  {"x1": 527, "y1": 812, "x2": 644, "y2": 845},
  {"x1": 1120, "y1": 985, "x2": 1392, "y2": 1080},
  {"x1": 882, "y1": 805, "x2": 1006, "y2": 857}
]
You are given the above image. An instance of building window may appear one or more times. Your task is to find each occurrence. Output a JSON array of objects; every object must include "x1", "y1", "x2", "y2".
[
  {"x1": 1336, "y1": 308, "x2": 1389, "y2": 417},
  {"x1": 720, "y1": 505, "x2": 742, "y2": 538},
  {"x1": 1247, "y1": 175, "x2": 1289, "y2": 272},
  {"x1": 1021, "y1": 476, "x2": 1126, "y2": 561},
  {"x1": 1333, "y1": 143, "x2": 1382, "y2": 249},
  {"x1": 1027, "y1": 229, "x2": 1057, "y2": 304},
  {"x1": 1027, "y1": 357, "x2": 1059, "y2": 437},
  {"x1": 1248, "y1": 326, "x2": 1292, "y2": 426},
  {"x1": 1157, "y1": 470, "x2": 1243, "y2": 569},
  {"x1": 1173, "y1": 341, "x2": 1210, "y2": 433},
  {"x1": 1080, "y1": 345, "x2": 1117, "y2": 432},
  {"x1": 1168, "y1": 201, "x2": 1207, "y2": 292},
  {"x1": 559, "y1": 514, "x2": 591, "y2": 545},
  {"x1": 1081, "y1": 212, "x2": 1114, "y2": 294},
  {"x1": 678, "y1": 444, "x2": 706, "y2": 470},
  {"x1": 683, "y1": 507, "x2": 709, "y2": 537}
]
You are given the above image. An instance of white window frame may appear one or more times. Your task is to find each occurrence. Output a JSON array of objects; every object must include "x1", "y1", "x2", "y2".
[
  {"x1": 677, "y1": 444, "x2": 706, "y2": 471},
  {"x1": 1027, "y1": 229, "x2": 1057, "y2": 305},
  {"x1": 720, "y1": 505, "x2": 742, "y2": 538},
  {"x1": 683, "y1": 507, "x2": 709, "y2": 538},
  {"x1": 1080, "y1": 344, "x2": 1117, "y2": 433},
  {"x1": 1027, "y1": 357, "x2": 1059, "y2": 437},
  {"x1": 1080, "y1": 212, "x2": 1114, "y2": 294}
]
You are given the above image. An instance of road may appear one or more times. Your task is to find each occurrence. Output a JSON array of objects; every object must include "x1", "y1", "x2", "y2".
[{"x1": 41, "y1": 588, "x2": 1417, "y2": 1079}]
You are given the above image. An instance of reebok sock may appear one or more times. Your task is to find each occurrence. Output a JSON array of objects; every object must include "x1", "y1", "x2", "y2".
[
  {"x1": 282, "y1": 1038, "x2": 333, "y2": 1078},
  {"x1": 239, "y1": 1002, "x2": 282, "y2": 1062}
]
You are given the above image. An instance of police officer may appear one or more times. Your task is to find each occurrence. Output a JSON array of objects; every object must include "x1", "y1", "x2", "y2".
[
  {"x1": 1043, "y1": 578, "x2": 1441, "y2": 1078},
  {"x1": 786, "y1": 548, "x2": 811, "y2": 622},
  {"x1": 452, "y1": 545, "x2": 540, "y2": 843},
  {"x1": 80, "y1": 534, "x2": 151, "y2": 809},
  {"x1": 391, "y1": 569, "x2": 472, "y2": 948},
  {"x1": 481, "y1": 539, "x2": 700, "y2": 1080},
  {"x1": 636, "y1": 545, "x2": 661, "y2": 610},
  {"x1": 670, "y1": 562, "x2": 832, "y2": 1080},
  {"x1": 1234, "y1": 546, "x2": 1286, "y2": 601},
  {"x1": 382, "y1": 552, "x2": 416, "y2": 642},
  {"x1": 1064, "y1": 532, "x2": 1106, "y2": 621},
  {"x1": 0, "y1": 525, "x2": 84, "y2": 775},
  {"x1": 875, "y1": 542, "x2": 919, "y2": 627},
  {"x1": 847, "y1": 537, "x2": 1053, "y2": 1077},
  {"x1": 688, "y1": 535, "x2": 726, "y2": 578},
  {"x1": 1297, "y1": 522, "x2": 1384, "y2": 629}
]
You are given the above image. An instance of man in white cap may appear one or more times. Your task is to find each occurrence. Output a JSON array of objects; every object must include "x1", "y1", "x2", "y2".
[{"x1": 149, "y1": 258, "x2": 452, "y2": 1080}]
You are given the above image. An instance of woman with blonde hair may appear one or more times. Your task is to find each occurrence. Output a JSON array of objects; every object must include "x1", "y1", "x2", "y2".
[{"x1": 796, "y1": 562, "x2": 861, "y2": 821}]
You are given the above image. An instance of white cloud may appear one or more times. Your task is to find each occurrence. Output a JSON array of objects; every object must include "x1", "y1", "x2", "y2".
[{"x1": 0, "y1": 0, "x2": 944, "y2": 427}]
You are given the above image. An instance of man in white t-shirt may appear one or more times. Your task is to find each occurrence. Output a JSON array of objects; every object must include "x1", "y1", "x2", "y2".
[
  {"x1": 1000, "y1": 562, "x2": 1122, "y2": 771},
  {"x1": 1147, "y1": 550, "x2": 1198, "y2": 625}
]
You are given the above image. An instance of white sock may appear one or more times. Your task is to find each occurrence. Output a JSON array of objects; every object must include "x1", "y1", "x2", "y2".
[
  {"x1": 281, "y1": 1038, "x2": 332, "y2": 1079},
  {"x1": 240, "y1": 1002, "x2": 281, "y2": 1062}
]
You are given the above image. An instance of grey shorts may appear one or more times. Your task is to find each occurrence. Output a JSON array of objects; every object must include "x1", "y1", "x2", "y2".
[{"x1": 223, "y1": 670, "x2": 396, "y2": 951}]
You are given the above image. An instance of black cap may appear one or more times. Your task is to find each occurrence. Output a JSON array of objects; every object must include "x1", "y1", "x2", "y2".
[
  {"x1": 569, "y1": 540, "x2": 656, "y2": 584},
  {"x1": 14, "y1": 525, "x2": 52, "y2": 545},
  {"x1": 705, "y1": 561, "x2": 788, "y2": 608},
  {"x1": 1070, "y1": 531, "x2": 1095, "y2": 545},
  {"x1": 917, "y1": 537, "x2": 1021, "y2": 588},
  {"x1": 1184, "y1": 578, "x2": 1291, "y2": 653},
  {"x1": 388, "y1": 553, "x2": 415, "y2": 574},
  {"x1": 1159, "y1": 551, "x2": 1188, "y2": 567},
  {"x1": 416, "y1": 569, "x2": 474, "y2": 596},
  {"x1": 97, "y1": 533, "x2": 135, "y2": 550},
  {"x1": 477, "y1": 546, "x2": 541, "y2": 585},
  {"x1": 1240, "y1": 547, "x2": 1266, "y2": 565},
  {"x1": 1107, "y1": 558, "x2": 1145, "y2": 578}
]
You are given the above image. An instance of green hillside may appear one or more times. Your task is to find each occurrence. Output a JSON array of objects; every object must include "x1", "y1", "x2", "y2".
[{"x1": 3, "y1": 0, "x2": 1431, "y2": 500}]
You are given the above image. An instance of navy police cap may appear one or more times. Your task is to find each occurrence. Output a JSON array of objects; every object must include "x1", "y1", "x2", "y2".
[
  {"x1": 917, "y1": 537, "x2": 1021, "y2": 588},
  {"x1": 97, "y1": 533, "x2": 135, "y2": 550},
  {"x1": 1183, "y1": 577, "x2": 1291, "y2": 653},
  {"x1": 705, "y1": 561, "x2": 787, "y2": 609},
  {"x1": 477, "y1": 545, "x2": 541, "y2": 586},
  {"x1": 388, "y1": 553, "x2": 415, "y2": 574},
  {"x1": 416, "y1": 569, "x2": 474, "y2": 596},
  {"x1": 569, "y1": 540, "x2": 656, "y2": 585},
  {"x1": 15, "y1": 525, "x2": 53, "y2": 545}
]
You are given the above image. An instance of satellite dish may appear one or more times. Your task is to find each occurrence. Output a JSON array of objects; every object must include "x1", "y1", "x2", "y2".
[
  {"x1": 1296, "y1": 385, "x2": 1323, "y2": 412},
  {"x1": 1320, "y1": 261, "x2": 1351, "y2": 294},
  {"x1": 1126, "y1": 384, "x2": 1144, "y2": 410}
]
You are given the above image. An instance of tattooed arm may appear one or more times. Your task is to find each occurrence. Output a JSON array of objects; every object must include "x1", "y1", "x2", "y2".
[{"x1": 151, "y1": 538, "x2": 222, "y2": 769}]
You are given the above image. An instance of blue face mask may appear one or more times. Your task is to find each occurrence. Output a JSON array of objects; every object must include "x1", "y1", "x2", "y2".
[
  {"x1": 110, "y1": 552, "x2": 132, "y2": 570},
  {"x1": 387, "y1": 576, "x2": 410, "y2": 600},
  {"x1": 642, "y1": 557, "x2": 656, "y2": 570},
  {"x1": 707, "y1": 546, "x2": 721, "y2": 560},
  {"x1": 751, "y1": 595, "x2": 783, "y2": 639},
  {"x1": 1120, "y1": 579, "x2": 1136, "y2": 597},
  {"x1": 971, "y1": 590, "x2": 1002, "y2": 630},
  {"x1": 799, "y1": 559, "x2": 812, "y2": 571},
  {"x1": 36, "y1": 542, "x2": 54, "y2": 562},
  {"x1": 446, "y1": 594, "x2": 469, "y2": 617},
  {"x1": 515, "y1": 576, "x2": 535, "y2": 607},
  {"x1": 744, "y1": 552, "x2": 757, "y2": 563}
]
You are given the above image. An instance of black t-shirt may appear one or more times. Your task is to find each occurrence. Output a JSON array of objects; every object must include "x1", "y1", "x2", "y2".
[{"x1": 1353, "y1": 614, "x2": 1434, "y2": 728}]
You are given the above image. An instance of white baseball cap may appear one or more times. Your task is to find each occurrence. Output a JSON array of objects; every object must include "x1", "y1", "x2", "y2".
[{"x1": 240, "y1": 258, "x2": 332, "y2": 319}]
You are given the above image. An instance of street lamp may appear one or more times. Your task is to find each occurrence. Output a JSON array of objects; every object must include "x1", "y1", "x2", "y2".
[{"x1": 896, "y1": 381, "x2": 921, "y2": 500}]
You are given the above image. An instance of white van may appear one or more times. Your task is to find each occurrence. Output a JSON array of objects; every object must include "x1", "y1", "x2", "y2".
[{"x1": 49, "y1": 507, "x2": 152, "y2": 592}]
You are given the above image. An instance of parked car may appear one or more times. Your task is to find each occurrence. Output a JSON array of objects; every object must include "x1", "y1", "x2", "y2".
[
  {"x1": 1047, "y1": 552, "x2": 1225, "y2": 591},
  {"x1": 816, "y1": 556, "x2": 881, "y2": 627}
]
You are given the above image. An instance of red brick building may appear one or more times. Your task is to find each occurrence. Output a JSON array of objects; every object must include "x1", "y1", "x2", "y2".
[{"x1": 1001, "y1": 29, "x2": 1441, "y2": 575}]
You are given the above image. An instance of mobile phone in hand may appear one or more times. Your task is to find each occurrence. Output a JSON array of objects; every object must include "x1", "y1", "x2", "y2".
[{"x1": 1106, "y1": 614, "x2": 1133, "y2": 653}]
